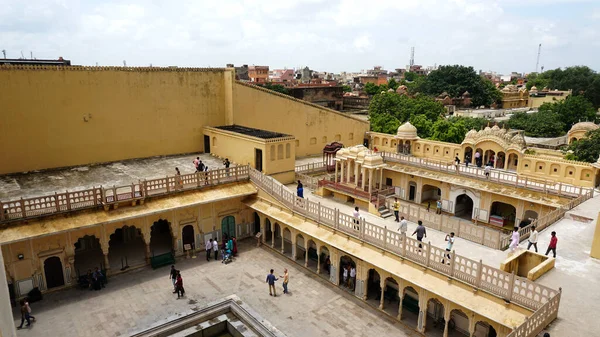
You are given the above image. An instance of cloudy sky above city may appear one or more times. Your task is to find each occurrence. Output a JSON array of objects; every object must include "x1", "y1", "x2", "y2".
[{"x1": 1, "y1": 0, "x2": 599, "y2": 74}]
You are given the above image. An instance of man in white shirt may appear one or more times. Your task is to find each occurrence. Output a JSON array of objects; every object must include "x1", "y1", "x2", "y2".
[
  {"x1": 353, "y1": 207, "x2": 360, "y2": 230},
  {"x1": 484, "y1": 164, "x2": 491, "y2": 178},
  {"x1": 527, "y1": 226, "x2": 539, "y2": 253},
  {"x1": 442, "y1": 232, "x2": 455, "y2": 264},
  {"x1": 342, "y1": 265, "x2": 349, "y2": 287},
  {"x1": 349, "y1": 266, "x2": 356, "y2": 291},
  {"x1": 205, "y1": 239, "x2": 213, "y2": 261},
  {"x1": 398, "y1": 216, "x2": 408, "y2": 235},
  {"x1": 212, "y1": 238, "x2": 219, "y2": 260}
]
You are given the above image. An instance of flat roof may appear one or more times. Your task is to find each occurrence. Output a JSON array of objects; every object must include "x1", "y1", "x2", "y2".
[{"x1": 214, "y1": 125, "x2": 292, "y2": 139}]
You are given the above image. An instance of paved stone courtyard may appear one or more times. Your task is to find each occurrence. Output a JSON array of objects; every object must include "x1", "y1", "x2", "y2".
[{"x1": 13, "y1": 240, "x2": 416, "y2": 337}]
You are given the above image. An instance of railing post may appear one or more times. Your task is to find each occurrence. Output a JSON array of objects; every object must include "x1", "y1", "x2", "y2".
[
  {"x1": 524, "y1": 176, "x2": 528, "y2": 187},
  {"x1": 449, "y1": 250, "x2": 456, "y2": 277},
  {"x1": 166, "y1": 176, "x2": 171, "y2": 193},
  {"x1": 53, "y1": 192, "x2": 59, "y2": 212},
  {"x1": 196, "y1": 172, "x2": 201, "y2": 187},
  {"x1": 508, "y1": 271, "x2": 516, "y2": 301},
  {"x1": 558, "y1": 182, "x2": 562, "y2": 196},
  {"x1": 143, "y1": 180, "x2": 148, "y2": 197},
  {"x1": 0, "y1": 201, "x2": 4, "y2": 221},
  {"x1": 543, "y1": 180, "x2": 547, "y2": 193},
  {"x1": 402, "y1": 233, "x2": 407, "y2": 256},
  {"x1": 66, "y1": 191, "x2": 72, "y2": 210},
  {"x1": 318, "y1": 202, "x2": 321, "y2": 223},
  {"x1": 334, "y1": 209, "x2": 339, "y2": 229},
  {"x1": 383, "y1": 226, "x2": 388, "y2": 249},
  {"x1": 476, "y1": 260, "x2": 483, "y2": 288},
  {"x1": 20, "y1": 197, "x2": 26, "y2": 218},
  {"x1": 361, "y1": 218, "x2": 366, "y2": 239},
  {"x1": 235, "y1": 167, "x2": 239, "y2": 182},
  {"x1": 425, "y1": 242, "x2": 431, "y2": 267}
]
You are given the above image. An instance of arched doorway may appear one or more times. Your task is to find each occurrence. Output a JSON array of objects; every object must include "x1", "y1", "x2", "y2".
[
  {"x1": 408, "y1": 182, "x2": 417, "y2": 202},
  {"x1": 401, "y1": 286, "x2": 419, "y2": 329},
  {"x1": 490, "y1": 201, "x2": 517, "y2": 228},
  {"x1": 449, "y1": 309, "x2": 470, "y2": 336},
  {"x1": 265, "y1": 219, "x2": 273, "y2": 244},
  {"x1": 253, "y1": 212, "x2": 261, "y2": 235},
  {"x1": 150, "y1": 219, "x2": 173, "y2": 255},
  {"x1": 182, "y1": 225, "x2": 195, "y2": 251},
  {"x1": 366, "y1": 268, "x2": 381, "y2": 307},
  {"x1": 319, "y1": 246, "x2": 331, "y2": 278},
  {"x1": 425, "y1": 298, "x2": 445, "y2": 334},
  {"x1": 108, "y1": 226, "x2": 146, "y2": 270},
  {"x1": 306, "y1": 240, "x2": 318, "y2": 272},
  {"x1": 44, "y1": 256, "x2": 65, "y2": 289},
  {"x1": 339, "y1": 256, "x2": 356, "y2": 290},
  {"x1": 455, "y1": 194, "x2": 474, "y2": 220},
  {"x1": 274, "y1": 223, "x2": 282, "y2": 247},
  {"x1": 484, "y1": 150, "x2": 496, "y2": 166},
  {"x1": 421, "y1": 184, "x2": 441, "y2": 205},
  {"x1": 382, "y1": 277, "x2": 400, "y2": 317},
  {"x1": 475, "y1": 321, "x2": 497, "y2": 337},
  {"x1": 507, "y1": 153, "x2": 519, "y2": 171},
  {"x1": 74, "y1": 235, "x2": 103, "y2": 278},
  {"x1": 221, "y1": 216, "x2": 236, "y2": 240},
  {"x1": 496, "y1": 152, "x2": 506, "y2": 169},
  {"x1": 295, "y1": 234, "x2": 305, "y2": 261},
  {"x1": 283, "y1": 228, "x2": 292, "y2": 258},
  {"x1": 463, "y1": 147, "x2": 473, "y2": 164},
  {"x1": 397, "y1": 140, "x2": 403, "y2": 154},
  {"x1": 405, "y1": 141, "x2": 411, "y2": 154},
  {"x1": 523, "y1": 210, "x2": 538, "y2": 222}
]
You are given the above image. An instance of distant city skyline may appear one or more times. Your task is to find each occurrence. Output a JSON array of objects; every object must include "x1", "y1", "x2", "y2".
[{"x1": 1, "y1": 0, "x2": 599, "y2": 74}]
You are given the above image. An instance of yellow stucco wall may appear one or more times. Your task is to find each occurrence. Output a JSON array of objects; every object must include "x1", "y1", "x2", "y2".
[
  {"x1": 528, "y1": 94, "x2": 569, "y2": 109},
  {"x1": 0, "y1": 66, "x2": 228, "y2": 174},
  {"x1": 591, "y1": 214, "x2": 600, "y2": 259},
  {"x1": 232, "y1": 82, "x2": 369, "y2": 157}
]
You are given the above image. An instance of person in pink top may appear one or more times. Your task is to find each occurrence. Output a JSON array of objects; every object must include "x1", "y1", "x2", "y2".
[{"x1": 545, "y1": 231, "x2": 558, "y2": 258}]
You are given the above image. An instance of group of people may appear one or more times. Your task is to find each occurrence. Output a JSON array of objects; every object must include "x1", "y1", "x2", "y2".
[
  {"x1": 205, "y1": 236, "x2": 238, "y2": 263},
  {"x1": 85, "y1": 267, "x2": 106, "y2": 291},
  {"x1": 512, "y1": 226, "x2": 558, "y2": 257},
  {"x1": 169, "y1": 265, "x2": 185, "y2": 298},
  {"x1": 266, "y1": 268, "x2": 289, "y2": 297},
  {"x1": 341, "y1": 264, "x2": 356, "y2": 290}
]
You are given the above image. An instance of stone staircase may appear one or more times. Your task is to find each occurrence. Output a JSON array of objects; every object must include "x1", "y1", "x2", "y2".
[{"x1": 378, "y1": 205, "x2": 394, "y2": 219}]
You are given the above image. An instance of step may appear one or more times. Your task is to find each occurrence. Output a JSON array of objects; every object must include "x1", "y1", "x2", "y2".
[{"x1": 380, "y1": 211, "x2": 393, "y2": 219}]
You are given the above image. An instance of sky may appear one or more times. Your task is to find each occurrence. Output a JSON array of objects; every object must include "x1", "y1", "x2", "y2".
[{"x1": 1, "y1": 0, "x2": 599, "y2": 74}]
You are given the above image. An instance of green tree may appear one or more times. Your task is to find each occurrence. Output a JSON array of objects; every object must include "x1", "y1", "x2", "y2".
[
  {"x1": 538, "y1": 95, "x2": 597, "y2": 131},
  {"x1": 368, "y1": 92, "x2": 445, "y2": 133},
  {"x1": 566, "y1": 129, "x2": 600, "y2": 163},
  {"x1": 530, "y1": 66, "x2": 600, "y2": 108},
  {"x1": 420, "y1": 65, "x2": 500, "y2": 107},
  {"x1": 409, "y1": 114, "x2": 434, "y2": 138},
  {"x1": 430, "y1": 119, "x2": 469, "y2": 144},
  {"x1": 387, "y1": 78, "x2": 399, "y2": 91},
  {"x1": 259, "y1": 83, "x2": 289, "y2": 95},
  {"x1": 364, "y1": 82, "x2": 380, "y2": 95},
  {"x1": 342, "y1": 84, "x2": 352, "y2": 92},
  {"x1": 507, "y1": 111, "x2": 565, "y2": 137},
  {"x1": 404, "y1": 71, "x2": 417, "y2": 82},
  {"x1": 369, "y1": 111, "x2": 400, "y2": 134}
]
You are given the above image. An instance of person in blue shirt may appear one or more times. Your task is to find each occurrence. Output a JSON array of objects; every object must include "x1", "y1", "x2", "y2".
[{"x1": 266, "y1": 269, "x2": 279, "y2": 297}]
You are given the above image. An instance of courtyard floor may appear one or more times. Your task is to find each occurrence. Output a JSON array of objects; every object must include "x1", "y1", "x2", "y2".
[{"x1": 13, "y1": 240, "x2": 418, "y2": 337}]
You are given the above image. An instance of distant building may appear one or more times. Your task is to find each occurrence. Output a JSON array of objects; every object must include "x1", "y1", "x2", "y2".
[
  {"x1": 1, "y1": 56, "x2": 71, "y2": 66},
  {"x1": 269, "y1": 69, "x2": 295, "y2": 85},
  {"x1": 288, "y1": 86, "x2": 344, "y2": 111},
  {"x1": 501, "y1": 85, "x2": 529, "y2": 109},
  {"x1": 528, "y1": 86, "x2": 572, "y2": 108},
  {"x1": 226, "y1": 64, "x2": 250, "y2": 81},
  {"x1": 436, "y1": 91, "x2": 472, "y2": 108},
  {"x1": 248, "y1": 65, "x2": 269, "y2": 83}
]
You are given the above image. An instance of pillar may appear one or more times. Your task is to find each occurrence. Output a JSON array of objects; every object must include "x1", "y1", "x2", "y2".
[
  {"x1": 316, "y1": 251, "x2": 321, "y2": 274},
  {"x1": 103, "y1": 253, "x2": 111, "y2": 274},
  {"x1": 281, "y1": 232, "x2": 285, "y2": 254},
  {"x1": 379, "y1": 168, "x2": 383, "y2": 189},
  {"x1": 304, "y1": 243, "x2": 309, "y2": 267},
  {"x1": 291, "y1": 235, "x2": 296, "y2": 259},
  {"x1": 397, "y1": 290, "x2": 404, "y2": 321},
  {"x1": 368, "y1": 169, "x2": 374, "y2": 194},
  {"x1": 335, "y1": 161, "x2": 339, "y2": 182},
  {"x1": 379, "y1": 278, "x2": 386, "y2": 310},
  {"x1": 354, "y1": 163, "x2": 359, "y2": 187},
  {"x1": 361, "y1": 167, "x2": 366, "y2": 189},
  {"x1": 443, "y1": 305, "x2": 451, "y2": 337},
  {"x1": 271, "y1": 224, "x2": 275, "y2": 248},
  {"x1": 347, "y1": 160, "x2": 352, "y2": 183},
  {"x1": 468, "y1": 315, "x2": 476, "y2": 337},
  {"x1": 0, "y1": 250, "x2": 17, "y2": 337},
  {"x1": 340, "y1": 161, "x2": 345, "y2": 183},
  {"x1": 145, "y1": 243, "x2": 151, "y2": 264}
]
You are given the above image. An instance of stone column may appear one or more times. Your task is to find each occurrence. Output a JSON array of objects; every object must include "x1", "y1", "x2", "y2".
[
  {"x1": 368, "y1": 169, "x2": 374, "y2": 194},
  {"x1": 291, "y1": 235, "x2": 296, "y2": 260},
  {"x1": 103, "y1": 253, "x2": 111, "y2": 274},
  {"x1": 354, "y1": 163, "x2": 359, "y2": 187},
  {"x1": 271, "y1": 224, "x2": 275, "y2": 248},
  {"x1": 145, "y1": 243, "x2": 151, "y2": 264},
  {"x1": 379, "y1": 278, "x2": 386, "y2": 310},
  {"x1": 281, "y1": 233, "x2": 285, "y2": 254},
  {"x1": 443, "y1": 303, "x2": 451, "y2": 337},
  {"x1": 379, "y1": 168, "x2": 383, "y2": 189},
  {"x1": 335, "y1": 162, "x2": 339, "y2": 182},
  {"x1": 468, "y1": 316, "x2": 476, "y2": 337},
  {"x1": 361, "y1": 168, "x2": 366, "y2": 189},
  {"x1": 340, "y1": 161, "x2": 345, "y2": 183},
  {"x1": 397, "y1": 291, "x2": 404, "y2": 321},
  {"x1": 347, "y1": 160, "x2": 352, "y2": 183},
  {"x1": 316, "y1": 252, "x2": 321, "y2": 274}
]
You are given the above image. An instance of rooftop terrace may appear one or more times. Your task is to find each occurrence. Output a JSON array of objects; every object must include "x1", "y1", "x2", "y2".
[{"x1": 215, "y1": 125, "x2": 292, "y2": 139}]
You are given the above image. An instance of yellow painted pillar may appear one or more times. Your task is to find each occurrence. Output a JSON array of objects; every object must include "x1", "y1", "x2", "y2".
[{"x1": 590, "y1": 213, "x2": 600, "y2": 259}]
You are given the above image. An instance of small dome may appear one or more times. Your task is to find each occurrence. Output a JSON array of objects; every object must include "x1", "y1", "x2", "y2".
[
  {"x1": 530, "y1": 86, "x2": 537, "y2": 90},
  {"x1": 396, "y1": 122, "x2": 419, "y2": 139},
  {"x1": 387, "y1": 88, "x2": 394, "y2": 92},
  {"x1": 465, "y1": 129, "x2": 478, "y2": 138},
  {"x1": 568, "y1": 122, "x2": 599, "y2": 134}
]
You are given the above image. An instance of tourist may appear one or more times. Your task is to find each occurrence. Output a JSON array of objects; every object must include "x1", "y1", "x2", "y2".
[
  {"x1": 232, "y1": 236, "x2": 238, "y2": 256},
  {"x1": 204, "y1": 165, "x2": 209, "y2": 185},
  {"x1": 509, "y1": 227, "x2": 520, "y2": 253},
  {"x1": 474, "y1": 151, "x2": 481, "y2": 167},
  {"x1": 349, "y1": 265, "x2": 356, "y2": 291},
  {"x1": 266, "y1": 269, "x2": 279, "y2": 297},
  {"x1": 17, "y1": 299, "x2": 31, "y2": 329},
  {"x1": 206, "y1": 239, "x2": 213, "y2": 261},
  {"x1": 436, "y1": 200, "x2": 442, "y2": 215},
  {"x1": 442, "y1": 232, "x2": 455, "y2": 264},
  {"x1": 223, "y1": 158, "x2": 231, "y2": 176},
  {"x1": 198, "y1": 160, "x2": 205, "y2": 172},
  {"x1": 297, "y1": 180, "x2": 304, "y2": 198},
  {"x1": 392, "y1": 198, "x2": 400, "y2": 222},
  {"x1": 212, "y1": 236, "x2": 219, "y2": 260},
  {"x1": 353, "y1": 207, "x2": 360, "y2": 230},
  {"x1": 398, "y1": 216, "x2": 408, "y2": 235},
  {"x1": 412, "y1": 220, "x2": 427, "y2": 249},
  {"x1": 280, "y1": 268, "x2": 289, "y2": 294},
  {"x1": 227, "y1": 237, "x2": 234, "y2": 253},
  {"x1": 24, "y1": 298, "x2": 36, "y2": 323},
  {"x1": 454, "y1": 156, "x2": 460, "y2": 172},
  {"x1": 175, "y1": 167, "x2": 183, "y2": 189},
  {"x1": 465, "y1": 153, "x2": 471, "y2": 167},
  {"x1": 175, "y1": 272, "x2": 185, "y2": 298},
  {"x1": 170, "y1": 265, "x2": 178, "y2": 292},
  {"x1": 527, "y1": 226, "x2": 539, "y2": 253},
  {"x1": 193, "y1": 157, "x2": 200, "y2": 171},
  {"x1": 93, "y1": 267, "x2": 105, "y2": 289},
  {"x1": 545, "y1": 231, "x2": 558, "y2": 258},
  {"x1": 342, "y1": 264, "x2": 348, "y2": 287},
  {"x1": 484, "y1": 164, "x2": 491, "y2": 178},
  {"x1": 426, "y1": 201, "x2": 431, "y2": 212}
]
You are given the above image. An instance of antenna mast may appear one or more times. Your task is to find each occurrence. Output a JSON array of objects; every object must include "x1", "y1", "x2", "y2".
[
  {"x1": 535, "y1": 43, "x2": 542, "y2": 73},
  {"x1": 410, "y1": 47, "x2": 415, "y2": 67}
]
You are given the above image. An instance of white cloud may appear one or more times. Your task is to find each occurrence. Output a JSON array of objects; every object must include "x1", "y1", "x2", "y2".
[{"x1": 0, "y1": 0, "x2": 597, "y2": 73}]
